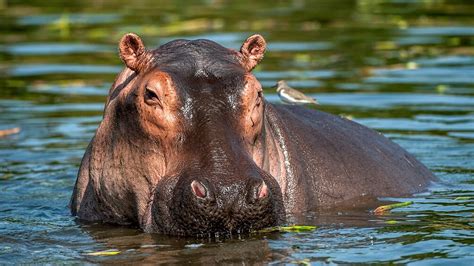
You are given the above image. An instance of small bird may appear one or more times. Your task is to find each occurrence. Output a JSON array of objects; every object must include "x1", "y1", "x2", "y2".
[{"x1": 274, "y1": 80, "x2": 319, "y2": 105}]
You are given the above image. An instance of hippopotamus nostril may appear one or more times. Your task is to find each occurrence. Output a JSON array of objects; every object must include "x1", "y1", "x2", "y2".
[
  {"x1": 257, "y1": 181, "x2": 269, "y2": 199},
  {"x1": 191, "y1": 180, "x2": 207, "y2": 199},
  {"x1": 248, "y1": 180, "x2": 269, "y2": 203}
]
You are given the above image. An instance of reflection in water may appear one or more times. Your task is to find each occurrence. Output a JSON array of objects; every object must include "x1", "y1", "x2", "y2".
[
  {"x1": 1, "y1": 0, "x2": 473, "y2": 264},
  {"x1": 82, "y1": 224, "x2": 275, "y2": 264}
]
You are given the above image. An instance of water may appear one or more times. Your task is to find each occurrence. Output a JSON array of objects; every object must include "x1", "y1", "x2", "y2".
[{"x1": 1, "y1": 0, "x2": 473, "y2": 264}]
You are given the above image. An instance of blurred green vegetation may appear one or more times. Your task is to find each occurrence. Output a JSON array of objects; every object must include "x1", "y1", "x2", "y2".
[{"x1": 1, "y1": 1, "x2": 474, "y2": 264}]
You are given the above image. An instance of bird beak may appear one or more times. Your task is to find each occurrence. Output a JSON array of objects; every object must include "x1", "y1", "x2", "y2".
[{"x1": 271, "y1": 83, "x2": 278, "y2": 89}]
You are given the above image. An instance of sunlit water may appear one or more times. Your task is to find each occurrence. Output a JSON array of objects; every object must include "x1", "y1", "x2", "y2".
[{"x1": 1, "y1": 0, "x2": 473, "y2": 264}]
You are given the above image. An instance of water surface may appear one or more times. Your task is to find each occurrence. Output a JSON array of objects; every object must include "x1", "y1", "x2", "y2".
[{"x1": 1, "y1": 0, "x2": 473, "y2": 264}]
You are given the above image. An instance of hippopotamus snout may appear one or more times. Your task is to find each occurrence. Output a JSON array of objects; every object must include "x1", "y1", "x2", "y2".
[{"x1": 147, "y1": 168, "x2": 284, "y2": 236}]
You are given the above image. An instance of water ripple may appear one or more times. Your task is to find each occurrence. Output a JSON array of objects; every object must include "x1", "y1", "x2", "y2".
[
  {"x1": 1, "y1": 43, "x2": 113, "y2": 55},
  {"x1": 9, "y1": 64, "x2": 122, "y2": 76}
]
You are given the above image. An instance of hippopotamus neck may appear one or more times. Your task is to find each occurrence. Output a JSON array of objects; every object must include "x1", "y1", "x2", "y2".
[{"x1": 255, "y1": 103, "x2": 307, "y2": 214}]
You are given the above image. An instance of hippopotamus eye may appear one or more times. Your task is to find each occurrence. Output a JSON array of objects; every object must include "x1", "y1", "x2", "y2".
[
  {"x1": 144, "y1": 86, "x2": 162, "y2": 108},
  {"x1": 256, "y1": 91, "x2": 263, "y2": 107}
]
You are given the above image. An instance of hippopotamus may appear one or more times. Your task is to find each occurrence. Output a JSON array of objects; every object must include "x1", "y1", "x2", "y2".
[{"x1": 70, "y1": 33, "x2": 436, "y2": 235}]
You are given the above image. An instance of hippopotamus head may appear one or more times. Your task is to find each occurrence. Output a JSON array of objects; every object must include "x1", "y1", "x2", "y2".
[{"x1": 85, "y1": 33, "x2": 285, "y2": 235}]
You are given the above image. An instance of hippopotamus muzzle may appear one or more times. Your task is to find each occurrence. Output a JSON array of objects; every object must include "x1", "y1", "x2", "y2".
[{"x1": 147, "y1": 167, "x2": 284, "y2": 235}]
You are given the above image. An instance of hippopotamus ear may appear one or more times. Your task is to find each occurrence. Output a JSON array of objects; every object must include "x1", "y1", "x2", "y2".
[
  {"x1": 240, "y1": 34, "x2": 267, "y2": 71},
  {"x1": 118, "y1": 33, "x2": 149, "y2": 72}
]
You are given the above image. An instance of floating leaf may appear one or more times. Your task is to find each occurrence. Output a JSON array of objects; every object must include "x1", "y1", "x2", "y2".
[
  {"x1": 374, "y1": 201, "x2": 413, "y2": 215},
  {"x1": 258, "y1": 225, "x2": 317, "y2": 233},
  {"x1": 279, "y1": 225, "x2": 317, "y2": 232},
  {"x1": 85, "y1": 249, "x2": 121, "y2": 256},
  {"x1": 385, "y1": 220, "x2": 399, "y2": 224}
]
